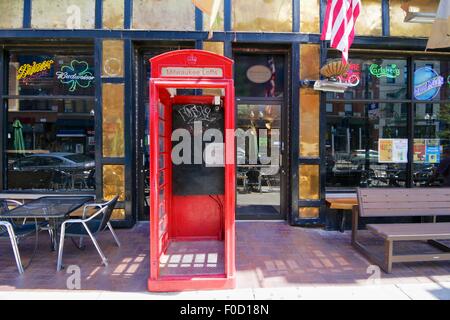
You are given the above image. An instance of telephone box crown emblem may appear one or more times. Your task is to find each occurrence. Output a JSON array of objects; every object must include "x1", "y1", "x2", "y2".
[{"x1": 186, "y1": 54, "x2": 198, "y2": 65}]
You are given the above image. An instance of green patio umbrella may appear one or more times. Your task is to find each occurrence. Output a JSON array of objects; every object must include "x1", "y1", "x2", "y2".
[{"x1": 12, "y1": 119, "x2": 25, "y2": 154}]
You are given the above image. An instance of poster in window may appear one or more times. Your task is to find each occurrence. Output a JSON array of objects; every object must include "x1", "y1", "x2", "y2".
[
  {"x1": 414, "y1": 139, "x2": 441, "y2": 164},
  {"x1": 379, "y1": 139, "x2": 408, "y2": 163}
]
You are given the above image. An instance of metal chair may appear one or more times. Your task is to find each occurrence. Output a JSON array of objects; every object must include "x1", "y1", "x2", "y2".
[
  {"x1": 246, "y1": 169, "x2": 262, "y2": 193},
  {"x1": 0, "y1": 199, "x2": 44, "y2": 274},
  {"x1": 57, "y1": 196, "x2": 121, "y2": 271}
]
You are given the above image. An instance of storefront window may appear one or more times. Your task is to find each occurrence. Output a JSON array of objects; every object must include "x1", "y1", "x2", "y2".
[
  {"x1": 132, "y1": 0, "x2": 195, "y2": 31},
  {"x1": 5, "y1": 51, "x2": 95, "y2": 191},
  {"x1": 390, "y1": 0, "x2": 438, "y2": 37},
  {"x1": 328, "y1": 58, "x2": 408, "y2": 100},
  {"x1": 355, "y1": 0, "x2": 382, "y2": 36},
  {"x1": 31, "y1": 0, "x2": 95, "y2": 29},
  {"x1": 0, "y1": 1, "x2": 23, "y2": 29},
  {"x1": 232, "y1": 0, "x2": 292, "y2": 32},
  {"x1": 326, "y1": 102, "x2": 408, "y2": 190},
  {"x1": 235, "y1": 54, "x2": 285, "y2": 98},
  {"x1": 326, "y1": 55, "x2": 450, "y2": 191},
  {"x1": 413, "y1": 103, "x2": 450, "y2": 187}
]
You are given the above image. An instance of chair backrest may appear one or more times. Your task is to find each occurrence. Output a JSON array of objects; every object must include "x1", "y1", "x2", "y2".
[
  {"x1": 357, "y1": 187, "x2": 450, "y2": 217},
  {"x1": 94, "y1": 195, "x2": 119, "y2": 232},
  {"x1": 246, "y1": 169, "x2": 260, "y2": 183}
]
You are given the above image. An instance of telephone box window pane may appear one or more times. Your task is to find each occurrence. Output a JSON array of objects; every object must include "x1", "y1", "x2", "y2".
[
  {"x1": 103, "y1": 165, "x2": 125, "y2": 201},
  {"x1": 234, "y1": 54, "x2": 285, "y2": 98},
  {"x1": 299, "y1": 165, "x2": 320, "y2": 200},
  {"x1": 299, "y1": 207, "x2": 319, "y2": 219},
  {"x1": 232, "y1": 0, "x2": 292, "y2": 32},
  {"x1": 300, "y1": 0, "x2": 320, "y2": 33},
  {"x1": 0, "y1": 1, "x2": 23, "y2": 28},
  {"x1": 355, "y1": 0, "x2": 382, "y2": 36},
  {"x1": 102, "y1": 83, "x2": 125, "y2": 157},
  {"x1": 300, "y1": 89, "x2": 320, "y2": 158},
  {"x1": 103, "y1": 0, "x2": 124, "y2": 29},
  {"x1": 9, "y1": 52, "x2": 95, "y2": 96},
  {"x1": 6, "y1": 99, "x2": 95, "y2": 191},
  {"x1": 390, "y1": 0, "x2": 438, "y2": 37},
  {"x1": 31, "y1": 0, "x2": 95, "y2": 29},
  {"x1": 102, "y1": 40, "x2": 124, "y2": 78},
  {"x1": 132, "y1": 0, "x2": 195, "y2": 30}
]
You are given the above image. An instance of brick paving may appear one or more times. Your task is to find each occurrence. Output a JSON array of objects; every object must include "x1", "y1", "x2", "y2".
[{"x1": 0, "y1": 221, "x2": 450, "y2": 292}]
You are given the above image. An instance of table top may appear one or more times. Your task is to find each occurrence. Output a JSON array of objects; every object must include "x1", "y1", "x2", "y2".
[
  {"x1": 1, "y1": 196, "x2": 94, "y2": 219},
  {"x1": 325, "y1": 197, "x2": 358, "y2": 210}
]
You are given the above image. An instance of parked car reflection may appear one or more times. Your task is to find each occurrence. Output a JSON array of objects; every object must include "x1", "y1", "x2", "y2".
[
  {"x1": 326, "y1": 149, "x2": 447, "y2": 188},
  {"x1": 8, "y1": 153, "x2": 95, "y2": 190}
]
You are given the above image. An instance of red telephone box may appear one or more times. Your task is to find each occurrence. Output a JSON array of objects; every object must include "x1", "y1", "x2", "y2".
[{"x1": 148, "y1": 50, "x2": 236, "y2": 292}]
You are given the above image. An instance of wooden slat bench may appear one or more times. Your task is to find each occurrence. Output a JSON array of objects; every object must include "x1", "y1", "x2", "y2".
[{"x1": 352, "y1": 188, "x2": 450, "y2": 273}]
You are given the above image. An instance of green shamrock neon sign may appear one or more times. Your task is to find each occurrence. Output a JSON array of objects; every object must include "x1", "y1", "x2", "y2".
[{"x1": 56, "y1": 60, "x2": 95, "y2": 92}]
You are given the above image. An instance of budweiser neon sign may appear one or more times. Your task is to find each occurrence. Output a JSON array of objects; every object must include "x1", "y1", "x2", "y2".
[{"x1": 16, "y1": 59, "x2": 54, "y2": 80}]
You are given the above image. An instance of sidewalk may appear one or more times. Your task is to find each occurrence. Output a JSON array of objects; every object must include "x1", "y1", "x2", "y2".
[
  {"x1": 1, "y1": 281, "x2": 450, "y2": 300},
  {"x1": 1, "y1": 221, "x2": 450, "y2": 299}
]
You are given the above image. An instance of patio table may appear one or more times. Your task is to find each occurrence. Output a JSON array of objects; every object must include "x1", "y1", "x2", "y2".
[{"x1": 0, "y1": 196, "x2": 94, "y2": 260}]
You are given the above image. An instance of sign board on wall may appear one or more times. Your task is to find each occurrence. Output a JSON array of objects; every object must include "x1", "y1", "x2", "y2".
[{"x1": 378, "y1": 139, "x2": 408, "y2": 163}]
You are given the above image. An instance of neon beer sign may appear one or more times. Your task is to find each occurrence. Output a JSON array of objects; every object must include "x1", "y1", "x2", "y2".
[
  {"x1": 369, "y1": 63, "x2": 400, "y2": 78},
  {"x1": 16, "y1": 59, "x2": 54, "y2": 80},
  {"x1": 414, "y1": 67, "x2": 444, "y2": 100},
  {"x1": 56, "y1": 60, "x2": 94, "y2": 92},
  {"x1": 337, "y1": 63, "x2": 361, "y2": 86}
]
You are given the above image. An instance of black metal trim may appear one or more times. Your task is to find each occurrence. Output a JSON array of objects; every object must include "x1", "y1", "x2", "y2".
[
  {"x1": 2, "y1": 95, "x2": 95, "y2": 100},
  {"x1": 195, "y1": 7, "x2": 203, "y2": 32},
  {"x1": 23, "y1": 0, "x2": 31, "y2": 29},
  {"x1": 95, "y1": 0, "x2": 102, "y2": 29},
  {"x1": 406, "y1": 56, "x2": 414, "y2": 188},
  {"x1": 124, "y1": 0, "x2": 132, "y2": 29},
  {"x1": 123, "y1": 38, "x2": 135, "y2": 228},
  {"x1": 224, "y1": 0, "x2": 231, "y2": 32},
  {"x1": 292, "y1": 0, "x2": 300, "y2": 33},
  {"x1": 94, "y1": 38, "x2": 103, "y2": 203},
  {"x1": 382, "y1": 0, "x2": 390, "y2": 37},
  {"x1": 290, "y1": 43, "x2": 299, "y2": 225},
  {"x1": 0, "y1": 48, "x2": 5, "y2": 190}
]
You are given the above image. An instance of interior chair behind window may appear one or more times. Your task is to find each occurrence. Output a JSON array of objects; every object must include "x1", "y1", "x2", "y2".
[{"x1": 57, "y1": 195, "x2": 121, "y2": 271}]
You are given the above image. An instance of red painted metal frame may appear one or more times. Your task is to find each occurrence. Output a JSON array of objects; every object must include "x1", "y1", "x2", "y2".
[{"x1": 148, "y1": 50, "x2": 235, "y2": 292}]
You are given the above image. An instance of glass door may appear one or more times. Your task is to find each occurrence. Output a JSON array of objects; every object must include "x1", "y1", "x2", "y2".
[{"x1": 236, "y1": 101, "x2": 284, "y2": 219}]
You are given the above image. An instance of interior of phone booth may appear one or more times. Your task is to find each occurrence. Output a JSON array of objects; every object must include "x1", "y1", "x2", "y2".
[{"x1": 156, "y1": 88, "x2": 226, "y2": 277}]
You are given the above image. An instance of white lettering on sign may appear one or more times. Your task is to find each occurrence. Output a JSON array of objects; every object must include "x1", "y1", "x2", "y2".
[{"x1": 161, "y1": 67, "x2": 223, "y2": 78}]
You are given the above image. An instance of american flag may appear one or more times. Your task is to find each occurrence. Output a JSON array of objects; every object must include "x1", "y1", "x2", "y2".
[{"x1": 321, "y1": 0, "x2": 361, "y2": 64}]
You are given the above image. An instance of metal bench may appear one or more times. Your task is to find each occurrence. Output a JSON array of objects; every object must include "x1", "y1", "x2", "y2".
[{"x1": 352, "y1": 188, "x2": 450, "y2": 273}]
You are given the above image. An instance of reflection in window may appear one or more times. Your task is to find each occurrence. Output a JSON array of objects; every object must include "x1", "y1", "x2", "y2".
[
  {"x1": 326, "y1": 103, "x2": 408, "y2": 190},
  {"x1": 413, "y1": 104, "x2": 450, "y2": 187},
  {"x1": 6, "y1": 51, "x2": 95, "y2": 191}
]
